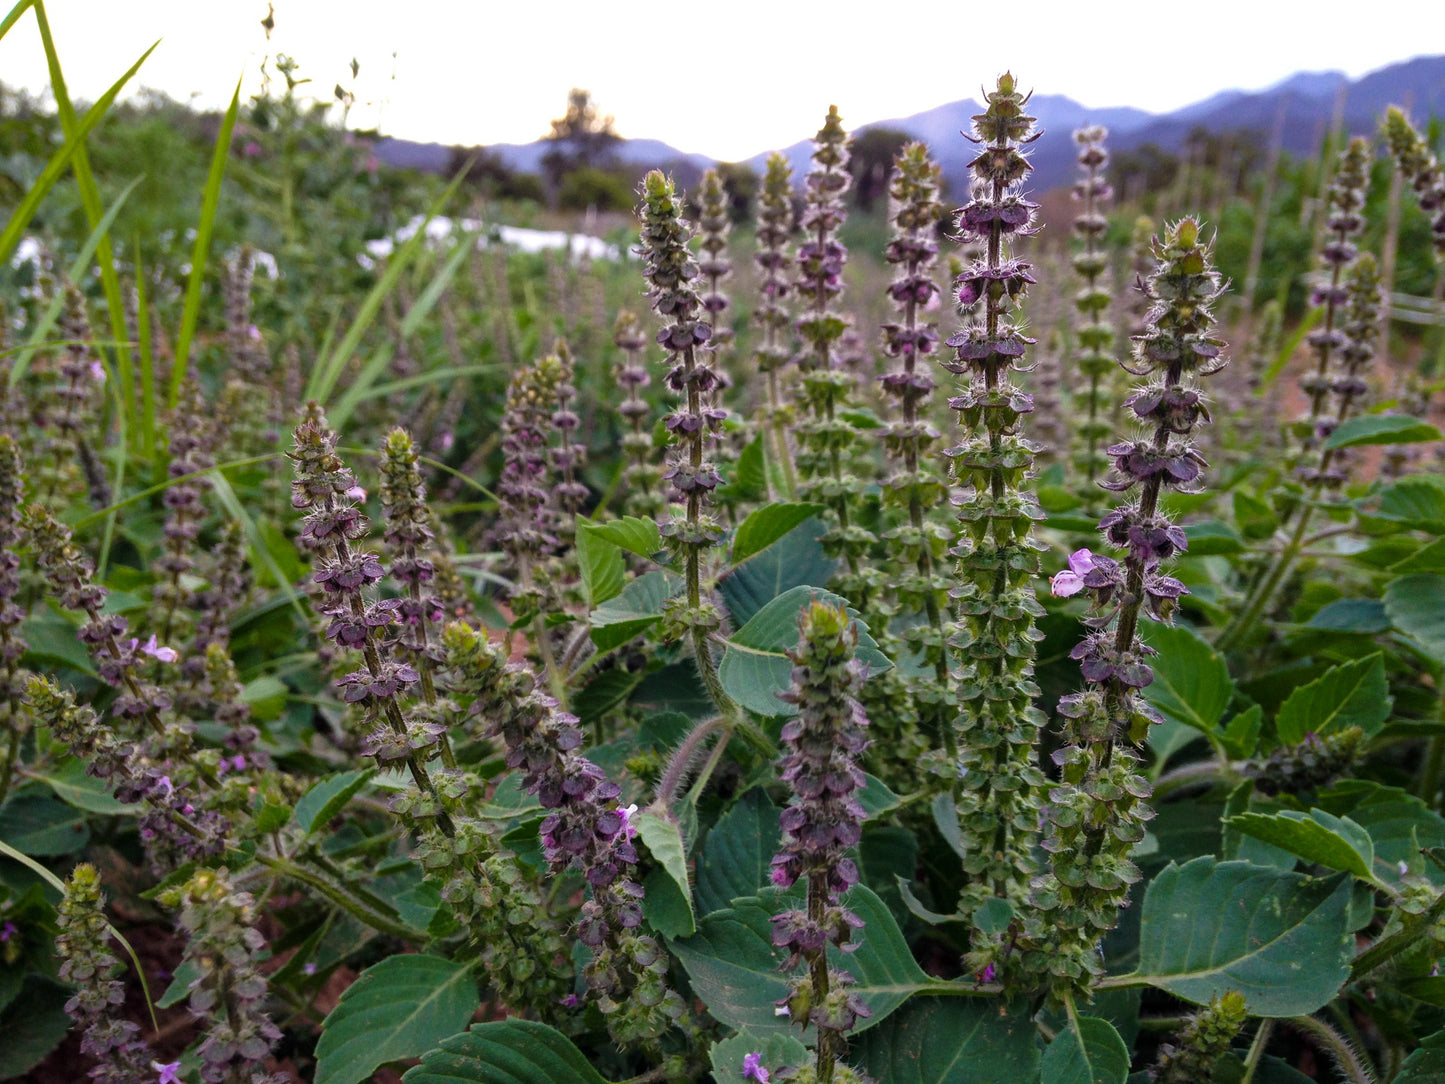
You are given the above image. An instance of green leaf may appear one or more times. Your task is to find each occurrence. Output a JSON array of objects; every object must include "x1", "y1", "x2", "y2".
[
  {"x1": 1220, "y1": 705, "x2": 1264, "y2": 760},
  {"x1": 30, "y1": 757, "x2": 135, "y2": 814},
  {"x1": 294, "y1": 769, "x2": 377, "y2": 836},
  {"x1": 695, "y1": 788, "x2": 781, "y2": 915},
  {"x1": 855, "y1": 997, "x2": 1042, "y2": 1084},
  {"x1": 731, "y1": 503, "x2": 824, "y2": 565},
  {"x1": 717, "y1": 437, "x2": 767, "y2": 505},
  {"x1": 401, "y1": 1020, "x2": 614, "y2": 1083},
  {"x1": 19, "y1": 611, "x2": 95, "y2": 676},
  {"x1": 671, "y1": 884, "x2": 928, "y2": 1038},
  {"x1": 315, "y1": 954, "x2": 480, "y2": 1084},
  {"x1": 1141, "y1": 624, "x2": 1234, "y2": 734},
  {"x1": 634, "y1": 809, "x2": 694, "y2": 938},
  {"x1": 576, "y1": 517, "x2": 625, "y2": 606},
  {"x1": 573, "y1": 669, "x2": 644, "y2": 725},
  {"x1": 718, "y1": 585, "x2": 890, "y2": 717},
  {"x1": 588, "y1": 571, "x2": 680, "y2": 651},
  {"x1": 1386, "y1": 574, "x2": 1445, "y2": 661},
  {"x1": 1394, "y1": 1029, "x2": 1445, "y2": 1082},
  {"x1": 1379, "y1": 476, "x2": 1445, "y2": 533},
  {"x1": 1130, "y1": 857, "x2": 1355, "y2": 1016},
  {"x1": 1392, "y1": 539, "x2": 1445, "y2": 574},
  {"x1": 710, "y1": 1029, "x2": 809, "y2": 1084},
  {"x1": 582, "y1": 516, "x2": 662, "y2": 560},
  {"x1": 1317, "y1": 781, "x2": 1445, "y2": 889},
  {"x1": 1225, "y1": 810, "x2": 1377, "y2": 881},
  {"x1": 1324, "y1": 414, "x2": 1441, "y2": 450},
  {"x1": 1274, "y1": 653, "x2": 1390, "y2": 744},
  {"x1": 1041, "y1": 1017, "x2": 1130, "y2": 1084},
  {"x1": 158, "y1": 959, "x2": 202, "y2": 1009},
  {"x1": 858, "y1": 825, "x2": 918, "y2": 928},
  {"x1": 0, "y1": 793, "x2": 90, "y2": 855},
  {"x1": 1182, "y1": 520, "x2": 1244, "y2": 556},
  {"x1": 0, "y1": 976, "x2": 71, "y2": 1078},
  {"x1": 170, "y1": 78, "x2": 240, "y2": 405},
  {"x1": 1304, "y1": 598, "x2": 1390, "y2": 634},
  {"x1": 718, "y1": 518, "x2": 837, "y2": 627},
  {"x1": 1233, "y1": 491, "x2": 1278, "y2": 541}
]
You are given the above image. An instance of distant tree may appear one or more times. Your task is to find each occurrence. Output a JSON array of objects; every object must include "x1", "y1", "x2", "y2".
[
  {"x1": 849, "y1": 127, "x2": 913, "y2": 211},
  {"x1": 557, "y1": 167, "x2": 633, "y2": 213},
  {"x1": 541, "y1": 88, "x2": 622, "y2": 191}
]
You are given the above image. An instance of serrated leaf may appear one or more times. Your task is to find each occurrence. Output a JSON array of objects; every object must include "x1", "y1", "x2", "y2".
[
  {"x1": 710, "y1": 1029, "x2": 809, "y2": 1084},
  {"x1": 1225, "y1": 810, "x2": 1376, "y2": 881},
  {"x1": 1182, "y1": 520, "x2": 1244, "y2": 556},
  {"x1": 0, "y1": 976, "x2": 72, "y2": 1078},
  {"x1": 0, "y1": 793, "x2": 90, "y2": 855},
  {"x1": 718, "y1": 517, "x2": 837, "y2": 627},
  {"x1": 1304, "y1": 598, "x2": 1390, "y2": 634},
  {"x1": 855, "y1": 997, "x2": 1042, "y2": 1084},
  {"x1": 576, "y1": 517, "x2": 625, "y2": 605},
  {"x1": 1141, "y1": 624, "x2": 1234, "y2": 734},
  {"x1": 696, "y1": 789, "x2": 782, "y2": 915},
  {"x1": 731, "y1": 503, "x2": 824, "y2": 565},
  {"x1": 670, "y1": 884, "x2": 928, "y2": 1037},
  {"x1": 316, "y1": 954, "x2": 479, "y2": 1084},
  {"x1": 1395, "y1": 1030, "x2": 1445, "y2": 1083},
  {"x1": 582, "y1": 516, "x2": 662, "y2": 559},
  {"x1": 634, "y1": 809, "x2": 694, "y2": 938},
  {"x1": 1386, "y1": 574, "x2": 1445, "y2": 660},
  {"x1": 401, "y1": 1020, "x2": 614, "y2": 1083},
  {"x1": 1041, "y1": 1017, "x2": 1130, "y2": 1084},
  {"x1": 1317, "y1": 780, "x2": 1445, "y2": 889},
  {"x1": 1274, "y1": 653, "x2": 1390, "y2": 744},
  {"x1": 1324, "y1": 414, "x2": 1441, "y2": 449},
  {"x1": 588, "y1": 570, "x2": 681, "y2": 650},
  {"x1": 717, "y1": 437, "x2": 767, "y2": 504},
  {"x1": 1379, "y1": 476, "x2": 1445, "y2": 533},
  {"x1": 718, "y1": 585, "x2": 890, "y2": 717},
  {"x1": 1221, "y1": 705, "x2": 1264, "y2": 760},
  {"x1": 1130, "y1": 857, "x2": 1355, "y2": 1016},
  {"x1": 294, "y1": 769, "x2": 377, "y2": 836},
  {"x1": 30, "y1": 757, "x2": 135, "y2": 814},
  {"x1": 19, "y1": 611, "x2": 96, "y2": 676},
  {"x1": 1392, "y1": 539, "x2": 1445, "y2": 574}
]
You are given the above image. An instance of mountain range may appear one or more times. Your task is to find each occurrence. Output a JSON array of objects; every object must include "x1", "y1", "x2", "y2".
[{"x1": 374, "y1": 54, "x2": 1445, "y2": 196}]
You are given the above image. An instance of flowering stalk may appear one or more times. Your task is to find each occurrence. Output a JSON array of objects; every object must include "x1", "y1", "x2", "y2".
[
  {"x1": 548, "y1": 338, "x2": 589, "y2": 543},
  {"x1": 878, "y1": 142, "x2": 951, "y2": 743},
  {"x1": 151, "y1": 376, "x2": 217, "y2": 647},
  {"x1": 1384, "y1": 106, "x2": 1445, "y2": 261},
  {"x1": 1150, "y1": 992, "x2": 1248, "y2": 1083},
  {"x1": 55, "y1": 864, "x2": 156, "y2": 1084},
  {"x1": 753, "y1": 152, "x2": 799, "y2": 499},
  {"x1": 636, "y1": 171, "x2": 732, "y2": 713},
  {"x1": 770, "y1": 601, "x2": 872, "y2": 1084},
  {"x1": 0, "y1": 436, "x2": 27, "y2": 803},
  {"x1": 613, "y1": 311, "x2": 664, "y2": 518},
  {"x1": 180, "y1": 522, "x2": 250, "y2": 709},
  {"x1": 289, "y1": 404, "x2": 454, "y2": 835},
  {"x1": 1037, "y1": 218, "x2": 1225, "y2": 996},
  {"x1": 794, "y1": 107, "x2": 878, "y2": 608},
  {"x1": 443, "y1": 620, "x2": 683, "y2": 1043},
  {"x1": 44, "y1": 282, "x2": 109, "y2": 506},
  {"x1": 941, "y1": 73, "x2": 1048, "y2": 918},
  {"x1": 1070, "y1": 126, "x2": 1116, "y2": 491},
  {"x1": 697, "y1": 167, "x2": 735, "y2": 356}
]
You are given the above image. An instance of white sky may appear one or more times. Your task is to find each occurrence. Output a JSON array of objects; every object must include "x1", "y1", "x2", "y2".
[{"x1": 1, "y1": 0, "x2": 1441, "y2": 162}]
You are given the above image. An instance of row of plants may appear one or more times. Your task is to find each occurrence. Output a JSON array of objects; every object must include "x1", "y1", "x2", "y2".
[{"x1": 4, "y1": 1, "x2": 1445, "y2": 1076}]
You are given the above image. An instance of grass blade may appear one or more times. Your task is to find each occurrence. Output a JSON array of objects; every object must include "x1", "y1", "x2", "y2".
[
  {"x1": 135, "y1": 244, "x2": 157, "y2": 462},
  {"x1": 306, "y1": 167, "x2": 468, "y2": 407},
  {"x1": 7, "y1": 175, "x2": 142, "y2": 383},
  {"x1": 0, "y1": 41, "x2": 156, "y2": 266},
  {"x1": 0, "y1": 0, "x2": 33, "y2": 40},
  {"x1": 326, "y1": 232, "x2": 476, "y2": 429},
  {"x1": 170, "y1": 78, "x2": 243, "y2": 408},
  {"x1": 208, "y1": 469, "x2": 308, "y2": 623}
]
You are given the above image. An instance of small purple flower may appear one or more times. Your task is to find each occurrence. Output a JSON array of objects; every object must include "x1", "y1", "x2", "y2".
[
  {"x1": 153, "y1": 1062, "x2": 182, "y2": 1084},
  {"x1": 980, "y1": 962, "x2": 997, "y2": 984},
  {"x1": 559, "y1": 993, "x2": 580, "y2": 1009},
  {"x1": 154, "y1": 775, "x2": 174, "y2": 798},
  {"x1": 89, "y1": 359, "x2": 107, "y2": 383},
  {"x1": 1051, "y1": 548, "x2": 1097, "y2": 597},
  {"x1": 742, "y1": 1052, "x2": 771, "y2": 1082},
  {"x1": 0, "y1": 920, "x2": 16, "y2": 942},
  {"x1": 618, "y1": 803, "x2": 638, "y2": 842},
  {"x1": 247, "y1": 324, "x2": 262, "y2": 341},
  {"x1": 346, "y1": 485, "x2": 367, "y2": 502},
  {"x1": 138, "y1": 635, "x2": 179, "y2": 663},
  {"x1": 303, "y1": 962, "x2": 317, "y2": 976}
]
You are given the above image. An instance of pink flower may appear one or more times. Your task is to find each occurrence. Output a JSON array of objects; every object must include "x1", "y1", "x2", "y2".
[
  {"x1": 247, "y1": 324, "x2": 262, "y2": 341},
  {"x1": 559, "y1": 993, "x2": 580, "y2": 1009},
  {"x1": 980, "y1": 962, "x2": 997, "y2": 984},
  {"x1": 139, "y1": 635, "x2": 179, "y2": 663},
  {"x1": 742, "y1": 1052, "x2": 770, "y2": 1082},
  {"x1": 89, "y1": 360, "x2": 106, "y2": 383},
  {"x1": 153, "y1": 1061, "x2": 181, "y2": 1084},
  {"x1": 303, "y1": 962, "x2": 318, "y2": 976},
  {"x1": 1050, "y1": 549, "x2": 1096, "y2": 598},
  {"x1": 0, "y1": 921, "x2": 16, "y2": 942},
  {"x1": 154, "y1": 775, "x2": 175, "y2": 798},
  {"x1": 242, "y1": 141, "x2": 262, "y2": 159},
  {"x1": 346, "y1": 486, "x2": 367, "y2": 502}
]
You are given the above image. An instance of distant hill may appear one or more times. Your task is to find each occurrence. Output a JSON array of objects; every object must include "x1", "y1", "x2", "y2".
[{"x1": 374, "y1": 54, "x2": 1445, "y2": 196}]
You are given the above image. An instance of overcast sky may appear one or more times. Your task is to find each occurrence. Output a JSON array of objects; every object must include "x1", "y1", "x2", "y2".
[{"x1": 1, "y1": 0, "x2": 1439, "y2": 162}]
